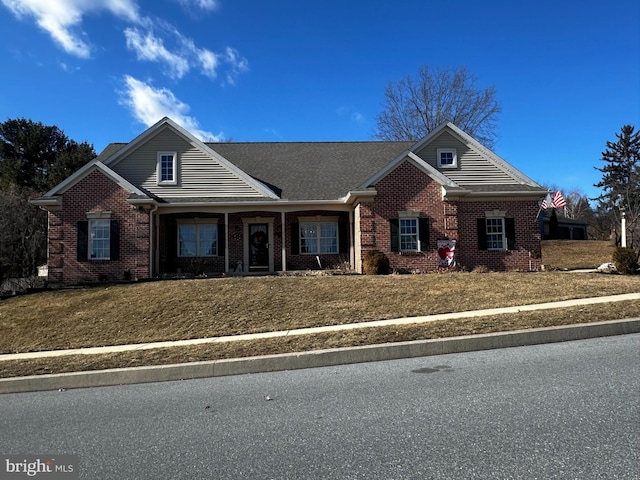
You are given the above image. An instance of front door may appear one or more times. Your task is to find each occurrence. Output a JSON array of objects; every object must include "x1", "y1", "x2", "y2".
[{"x1": 248, "y1": 223, "x2": 270, "y2": 271}]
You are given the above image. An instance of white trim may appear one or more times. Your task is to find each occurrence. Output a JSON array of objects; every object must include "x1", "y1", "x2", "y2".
[
  {"x1": 484, "y1": 217, "x2": 506, "y2": 251},
  {"x1": 412, "y1": 122, "x2": 543, "y2": 187},
  {"x1": 360, "y1": 151, "x2": 460, "y2": 189},
  {"x1": 298, "y1": 219, "x2": 339, "y2": 255},
  {"x1": 103, "y1": 117, "x2": 279, "y2": 199},
  {"x1": 37, "y1": 160, "x2": 148, "y2": 198},
  {"x1": 437, "y1": 148, "x2": 457, "y2": 168},
  {"x1": 157, "y1": 151, "x2": 178, "y2": 186},
  {"x1": 177, "y1": 221, "x2": 219, "y2": 257},
  {"x1": 88, "y1": 218, "x2": 111, "y2": 260}
]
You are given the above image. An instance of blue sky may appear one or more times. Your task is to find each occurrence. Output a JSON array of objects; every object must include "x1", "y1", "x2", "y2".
[{"x1": 1, "y1": 0, "x2": 638, "y2": 199}]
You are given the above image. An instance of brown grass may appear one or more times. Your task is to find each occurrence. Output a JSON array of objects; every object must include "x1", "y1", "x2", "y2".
[
  {"x1": 0, "y1": 240, "x2": 638, "y2": 378},
  {"x1": 541, "y1": 240, "x2": 615, "y2": 270}
]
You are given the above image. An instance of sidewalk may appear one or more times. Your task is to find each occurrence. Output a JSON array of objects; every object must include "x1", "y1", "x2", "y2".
[{"x1": 2, "y1": 292, "x2": 639, "y2": 362}]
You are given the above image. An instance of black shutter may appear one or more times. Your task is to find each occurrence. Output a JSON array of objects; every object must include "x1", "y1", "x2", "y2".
[
  {"x1": 218, "y1": 224, "x2": 225, "y2": 256},
  {"x1": 477, "y1": 218, "x2": 487, "y2": 250},
  {"x1": 505, "y1": 218, "x2": 516, "y2": 250},
  {"x1": 290, "y1": 223, "x2": 299, "y2": 255},
  {"x1": 419, "y1": 218, "x2": 429, "y2": 251},
  {"x1": 338, "y1": 221, "x2": 349, "y2": 254},
  {"x1": 390, "y1": 219, "x2": 399, "y2": 252},
  {"x1": 77, "y1": 221, "x2": 88, "y2": 261},
  {"x1": 110, "y1": 220, "x2": 120, "y2": 260}
]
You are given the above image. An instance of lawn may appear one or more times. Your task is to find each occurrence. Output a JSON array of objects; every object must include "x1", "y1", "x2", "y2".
[{"x1": 1, "y1": 240, "x2": 638, "y2": 378}]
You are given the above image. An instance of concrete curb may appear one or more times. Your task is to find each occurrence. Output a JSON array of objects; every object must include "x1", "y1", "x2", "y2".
[{"x1": 1, "y1": 318, "x2": 638, "y2": 394}]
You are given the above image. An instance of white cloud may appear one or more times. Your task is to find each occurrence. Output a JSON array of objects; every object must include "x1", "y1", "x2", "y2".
[
  {"x1": 0, "y1": 0, "x2": 140, "y2": 58},
  {"x1": 222, "y1": 47, "x2": 248, "y2": 85},
  {"x1": 178, "y1": 0, "x2": 219, "y2": 12},
  {"x1": 124, "y1": 27, "x2": 190, "y2": 79},
  {"x1": 120, "y1": 75, "x2": 222, "y2": 142}
]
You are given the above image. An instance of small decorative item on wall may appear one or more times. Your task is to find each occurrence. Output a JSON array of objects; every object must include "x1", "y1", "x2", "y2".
[{"x1": 437, "y1": 239, "x2": 456, "y2": 268}]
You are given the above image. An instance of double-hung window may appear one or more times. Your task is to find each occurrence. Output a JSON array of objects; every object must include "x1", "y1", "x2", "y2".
[
  {"x1": 89, "y1": 219, "x2": 111, "y2": 259},
  {"x1": 157, "y1": 151, "x2": 177, "y2": 185},
  {"x1": 478, "y1": 211, "x2": 515, "y2": 251},
  {"x1": 485, "y1": 218, "x2": 505, "y2": 250},
  {"x1": 399, "y1": 218, "x2": 418, "y2": 251},
  {"x1": 178, "y1": 222, "x2": 217, "y2": 257},
  {"x1": 300, "y1": 221, "x2": 338, "y2": 254}
]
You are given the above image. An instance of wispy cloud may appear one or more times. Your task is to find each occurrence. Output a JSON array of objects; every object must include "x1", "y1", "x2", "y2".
[
  {"x1": 337, "y1": 106, "x2": 365, "y2": 123},
  {"x1": 124, "y1": 27, "x2": 190, "y2": 79},
  {"x1": 0, "y1": 0, "x2": 140, "y2": 58},
  {"x1": 177, "y1": 0, "x2": 219, "y2": 13},
  {"x1": 119, "y1": 75, "x2": 222, "y2": 141}
]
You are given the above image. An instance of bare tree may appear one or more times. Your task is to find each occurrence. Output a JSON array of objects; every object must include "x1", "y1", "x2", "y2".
[{"x1": 373, "y1": 66, "x2": 501, "y2": 147}]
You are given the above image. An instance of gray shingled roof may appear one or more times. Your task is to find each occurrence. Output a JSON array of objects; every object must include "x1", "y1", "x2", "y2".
[
  {"x1": 96, "y1": 140, "x2": 544, "y2": 201},
  {"x1": 209, "y1": 142, "x2": 413, "y2": 200}
]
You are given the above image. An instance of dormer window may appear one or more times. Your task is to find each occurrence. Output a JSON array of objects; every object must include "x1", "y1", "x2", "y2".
[
  {"x1": 157, "y1": 151, "x2": 177, "y2": 185},
  {"x1": 437, "y1": 148, "x2": 457, "y2": 169}
]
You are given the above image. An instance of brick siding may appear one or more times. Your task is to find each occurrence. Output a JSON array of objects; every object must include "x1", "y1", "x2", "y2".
[{"x1": 47, "y1": 170, "x2": 150, "y2": 285}]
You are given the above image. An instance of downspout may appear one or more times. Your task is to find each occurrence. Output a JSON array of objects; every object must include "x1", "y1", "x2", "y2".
[
  {"x1": 349, "y1": 209, "x2": 354, "y2": 270},
  {"x1": 149, "y1": 204, "x2": 158, "y2": 278},
  {"x1": 224, "y1": 212, "x2": 229, "y2": 273},
  {"x1": 281, "y1": 211, "x2": 286, "y2": 272}
]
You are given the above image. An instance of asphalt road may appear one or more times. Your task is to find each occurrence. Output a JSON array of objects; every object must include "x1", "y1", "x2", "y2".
[{"x1": 1, "y1": 334, "x2": 639, "y2": 479}]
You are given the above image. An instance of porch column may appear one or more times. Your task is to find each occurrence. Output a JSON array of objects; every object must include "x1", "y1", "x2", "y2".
[
  {"x1": 281, "y1": 211, "x2": 287, "y2": 272},
  {"x1": 224, "y1": 212, "x2": 229, "y2": 273},
  {"x1": 349, "y1": 209, "x2": 354, "y2": 268}
]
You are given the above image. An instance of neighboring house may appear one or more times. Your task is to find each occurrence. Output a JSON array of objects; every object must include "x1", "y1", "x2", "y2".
[
  {"x1": 32, "y1": 117, "x2": 547, "y2": 285},
  {"x1": 539, "y1": 211, "x2": 589, "y2": 240}
]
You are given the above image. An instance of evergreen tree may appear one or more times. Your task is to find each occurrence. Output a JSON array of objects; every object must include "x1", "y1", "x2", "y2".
[
  {"x1": 594, "y1": 125, "x2": 639, "y2": 249},
  {"x1": 0, "y1": 118, "x2": 95, "y2": 192},
  {"x1": 0, "y1": 118, "x2": 96, "y2": 282}
]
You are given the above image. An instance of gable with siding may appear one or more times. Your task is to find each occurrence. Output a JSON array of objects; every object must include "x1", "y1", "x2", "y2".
[
  {"x1": 413, "y1": 130, "x2": 515, "y2": 185},
  {"x1": 108, "y1": 126, "x2": 272, "y2": 199}
]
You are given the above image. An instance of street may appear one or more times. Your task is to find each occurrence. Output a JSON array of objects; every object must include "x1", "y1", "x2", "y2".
[{"x1": 1, "y1": 334, "x2": 639, "y2": 479}]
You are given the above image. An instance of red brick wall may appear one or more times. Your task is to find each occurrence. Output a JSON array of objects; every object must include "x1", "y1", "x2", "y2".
[
  {"x1": 48, "y1": 170, "x2": 150, "y2": 284},
  {"x1": 456, "y1": 200, "x2": 542, "y2": 271},
  {"x1": 360, "y1": 160, "x2": 542, "y2": 272}
]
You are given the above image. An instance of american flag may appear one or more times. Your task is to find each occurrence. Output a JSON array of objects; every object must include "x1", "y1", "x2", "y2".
[
  {"x1": 541, "y1": 191, "x2": 567, "y2": 209},
  {"x1": 551, "y1": 191, "x2": 566, "y2": 208}
]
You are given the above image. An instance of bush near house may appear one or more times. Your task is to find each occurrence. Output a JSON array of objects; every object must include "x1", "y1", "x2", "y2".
[{"x1": 613, "y1": 247, "x2": 639, "y2": 275}]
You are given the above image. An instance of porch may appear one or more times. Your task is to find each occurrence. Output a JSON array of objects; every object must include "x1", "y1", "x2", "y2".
[{"x1": 153, "y1": 209, "x2": 353, "y2": 276}]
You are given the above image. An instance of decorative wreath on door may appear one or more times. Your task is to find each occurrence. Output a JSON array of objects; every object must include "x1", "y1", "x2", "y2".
[{"x1": 250, "y1": 230, "x2": 268, "y2": 248}]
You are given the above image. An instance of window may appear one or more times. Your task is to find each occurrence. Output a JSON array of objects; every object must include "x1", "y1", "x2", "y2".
[
  {"x1": 400, "y1": 218, "x2": 418, "y2": 251},
  {"x1": 485, "y1": 218, "x2": 505, "y2": 250},
  {"x1": 300, "y1": 221, "x2": 338, "y2": 254},
  {"x1": 178, "y1": 223, "x2": 217, "y2": 257},
  {"x1": 77, "y1": 216, "x2": 119, "y2": 262},
  {"x1": 477, "y1": 216, "x2": 516, "y2": 251},
  {"x1": 157, "y1": 151, "x2": 177, "y2": 185},
  {"x1": 390, "y1": 217, "x2": 429, "y2": 252},
  {"x1": 90, "y1": 219, "x2": 111, "y2": 259},
  {"x1": 437, "y1": 148, "x2": 457, "y2": 168}
]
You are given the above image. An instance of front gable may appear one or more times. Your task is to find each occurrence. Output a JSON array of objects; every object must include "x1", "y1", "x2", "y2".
[{"x1": 103, "y1": 118, "x2": 278, "y2": 200}]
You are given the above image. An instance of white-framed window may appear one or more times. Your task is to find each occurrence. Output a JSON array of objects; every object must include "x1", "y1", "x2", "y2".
[
  {"x1": 89, "y1": 219, "x2": 111, "y2": 260},
  {"x1": 399, "y1": 218, "x2": 419, "y2": 251},
  {"x1": 178, "y1": 222, "x2": 217, "y2": 257},
  {"x1": 486, "y1": 217, "x2": 505, "y2": 250},
  {"x1": 157, "y1": 151, "x2": 177, "y2": 185},
  {"x1": 300, "y1": 221, "x2": 338, "y2": 254},
  {"x1": 437, "y1": 148, "x2": 457, "y2": 168}
]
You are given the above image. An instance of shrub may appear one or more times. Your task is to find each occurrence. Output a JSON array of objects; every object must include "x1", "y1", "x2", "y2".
[
  {"x1": 363, "y1": 250, "x2": 390, "y2": 275},
  {"x1": 612, "y1": 247, "x2": 639, "y2": 275}
]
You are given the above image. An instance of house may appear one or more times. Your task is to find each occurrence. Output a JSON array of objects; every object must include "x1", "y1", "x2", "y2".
[
  {"x1": 32, "y1": 117, "x2": 547, "y2": 284},
  {"x1": 539, "y1": 210, "x2": 589, "y2": 240}
]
